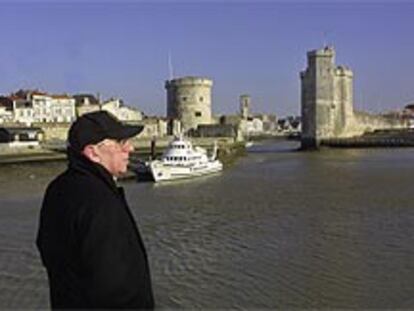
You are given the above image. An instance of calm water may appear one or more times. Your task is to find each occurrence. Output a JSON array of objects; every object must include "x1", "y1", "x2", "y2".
[{"x1": 0, "y1": 140, "x2": 413, "y2": 309}]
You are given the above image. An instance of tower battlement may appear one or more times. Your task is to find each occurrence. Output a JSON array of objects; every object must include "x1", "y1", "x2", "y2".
[
  {"x1": 307, "y1": 46, "x2": 335, "y2": 58},
  {"x1": 165, "y1": 77, "x2": 213, "y2": 88},
  {"x1": 300, "y1": 46, "x2": 354, "y2": 149}
]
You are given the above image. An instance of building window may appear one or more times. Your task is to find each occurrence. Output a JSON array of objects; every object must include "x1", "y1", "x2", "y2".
[
  {"x1": 182, "y1": 96, "x2": 187, "y2": 101},
  {"x1": 199, "y1": 96, "x2": 204, "y2": 102},
  {"x1": 195, "y1": 111, "x2": 202, "y2": 117}
]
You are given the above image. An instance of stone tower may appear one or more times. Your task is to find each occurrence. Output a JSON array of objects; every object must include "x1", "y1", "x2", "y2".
[
  {"x1": 300, "y1": 46, "x2": 353, "y2": 149},
  {"x1": 165, "y1": 76, "x2": 213, "y2": 133},
  {"x1": 240, "y1": 94, "x2": 251, "y2": 119}
]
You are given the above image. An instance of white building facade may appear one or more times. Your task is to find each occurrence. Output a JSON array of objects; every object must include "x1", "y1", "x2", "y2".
[
  {"x1": 13, "y1": 99, "x2": 35, "y2": 125},
  {"x1": 31, "y1": 93, "x2": 76, "y2": 123},
  {"x1": 101, "y1": 98, "x2": 143, "y2": 122}
]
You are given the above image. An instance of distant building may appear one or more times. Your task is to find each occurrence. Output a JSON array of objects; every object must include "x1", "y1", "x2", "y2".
[
  {"x1": 219, "y1": 114, "x2": 240, "y2": 127},
  {"x1": 10, "y1": 90, "x2": 76, "y2": 124},
  {"x1": 101, "y1": 98, "x2": 143, "y2": 122},
  {"x1": 0, "y1": 97, "x2": 14, "y2": 124},
  {"x1": 277, "y1": 116, "x2": 301, "y2": 132},
  {"x1": 300, "y1": 46, "x2": 407, "y2": 149},
  {"x1": 0, "y1": 107, "x2": 13, "y2": 124},
  {"x1": 219, "y1": 113, "x2": 279, "y2": 137},
  {"x1": 167, "y1": 118, "x2": 182, "y2": 136},
  {"x1": 74, "y1": 94, "x2": 101, "y2": 116},
  {"x1": 49, "y1": 94, "x2": 77, "y2": 123},
  {"x1": 246, "y1": 117, "x2": 264, "y2": 136},
  {"x1": 165, "y1": 76, "x2": 213, "y2": 132},
  {"x1": 300, "y1": 46, "x2": 354, "y2": 148},
  {"x1": 196, "y1": 124, "x2": 236, "y2": 138},
  {"x1": 0, "y1": 127, "x2": 43, "y2": 147},
  {"x1": 255, "y1": 114, "x2": 278, "y2": 133},
  {"x1": 12, "y1": 97, "x2": 35, "y2": 125},
  {"x1": 133, "y1": 117, "x2": 168, "y2": 139},
  {"x1": 403, "y1": 104, "x2": 414, "y2": 117}
]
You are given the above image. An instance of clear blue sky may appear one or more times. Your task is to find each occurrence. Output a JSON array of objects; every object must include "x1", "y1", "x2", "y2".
[{"x1": 0, "y1": 1, "x2": 413, "y2": 117}]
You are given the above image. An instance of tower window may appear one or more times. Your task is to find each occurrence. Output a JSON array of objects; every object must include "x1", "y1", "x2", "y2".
[
  {"x1": 195, "y1": 111, "x2": 202, "y2": 117},
  {"x1": 199, "y1": 96, "x2": 204, "y2": 102}
]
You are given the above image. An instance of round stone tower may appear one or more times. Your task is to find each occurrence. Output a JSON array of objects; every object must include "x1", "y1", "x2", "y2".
[{"x1": 165, "y1": 76, "x2": 213, "y2": 133}]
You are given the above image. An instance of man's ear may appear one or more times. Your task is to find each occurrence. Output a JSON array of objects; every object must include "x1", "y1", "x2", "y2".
[{"x1": 82, "y1": 145, "x2": 101, "y2": 163}]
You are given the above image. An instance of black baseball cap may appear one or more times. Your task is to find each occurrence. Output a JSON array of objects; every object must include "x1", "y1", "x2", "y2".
[{"x1": 68, "y1": 110, "x2": 144, "y2": 152}]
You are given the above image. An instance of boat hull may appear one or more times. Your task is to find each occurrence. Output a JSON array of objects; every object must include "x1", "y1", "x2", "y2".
[{"x1": 149, "y1": 161, "x2": 223, "y2": 182}]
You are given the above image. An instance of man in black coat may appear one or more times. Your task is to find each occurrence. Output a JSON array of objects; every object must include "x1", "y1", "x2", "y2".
[{"x1": 36, "y1": 111, "x2": 154, "y2": 309}]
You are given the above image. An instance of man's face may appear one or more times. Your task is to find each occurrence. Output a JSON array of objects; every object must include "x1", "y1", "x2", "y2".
[{"x1": 93, "y1": 138, "x2": 134, "y2": 177}]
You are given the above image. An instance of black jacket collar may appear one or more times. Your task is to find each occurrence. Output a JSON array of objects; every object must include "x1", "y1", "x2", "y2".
[{"x1": 67, "y1": 147, "x2": 119, "y2": 194}]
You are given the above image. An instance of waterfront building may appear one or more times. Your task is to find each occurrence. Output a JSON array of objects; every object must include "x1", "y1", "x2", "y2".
[
  {"x1": 277, "y1": 116, "x2": 301, "y2": 133},
  {"x1": 74, "y1": 94, "x2": 101, "y2": 116},
  {"x1": 10, "y1": 90, "x2": 76, "y2": 124},
  {"x1": 222, "y1": 115, "x2": 279, "y2": 137},
  {"x1": 402, "y1": 105, "x2": 414, "y2": 128},
  {"x1": 12, "y1": 97, "x2": 35, "y2": 125},
  {"x1": 133, "y1": 117, "x2": 167, "y2": 139},
  {"x1": 167, "y1": 118, "x2": 182, "y2": 136},
  {"x1": 246, "y1": 118, "x2": 264, "y2": 136},
  {"x1": 196, "y1": 124, "x2": 236, "y2": 138},
  {"x1": 101, "y1": 98, "x2": 143, "y2": 122},
  {"x1": 300, "y1": 46, "x2": 408, "y2": 149},
  {"x1": 0, "y1": 107, "x2": 13, "y2": 124},
  {"x1": 0, "y1": 127, "x2": 42, "y2": 147},
  {"x1": 255, "y1": 114, "x2": 279, "y2": 133},
  {"x1": 48, "y1": 94, "x2": 76, "y2": 123},
  {"x1": 0, "y1": 97, "x2": 14, "y2": 124},
  {"x1": 300, "y1": 46, "x2": 353, "y2": 148},
  {"x1": 165, "y1": 76, "x2": 213, "y2": 133},
  {"x1": 218, "y1": 94, "x2": 280, "y2": 138}
]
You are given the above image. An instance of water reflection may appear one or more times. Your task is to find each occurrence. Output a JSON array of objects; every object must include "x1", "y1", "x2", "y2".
[{"x1": 1, "y1": 141, "x2": 414, "y2": 309}]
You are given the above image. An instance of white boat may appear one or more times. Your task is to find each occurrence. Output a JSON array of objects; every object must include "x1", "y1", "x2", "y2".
[
  {"x1": 149, "y1": 136, "x2": 223, "y2": 182},
  {"x1": 245, "y1": 141, "x2": 254, "y2": 148}
]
